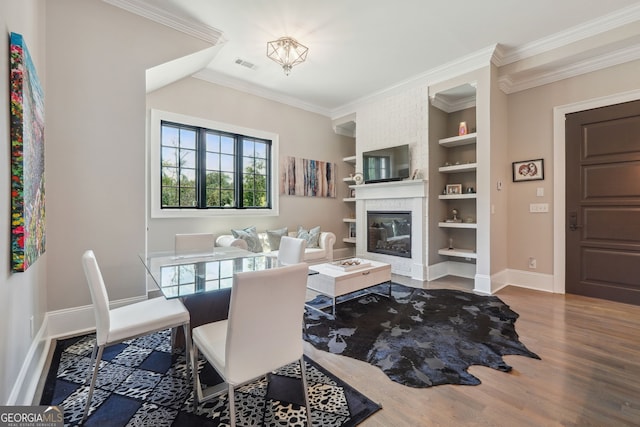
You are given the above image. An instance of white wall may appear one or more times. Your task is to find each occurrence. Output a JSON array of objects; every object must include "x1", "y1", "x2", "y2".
[
  {"x1": 0, "y1": 0, "x2": 47, "y2": 404},
  {"x1": 145, "y1": 77, "x2": 354, "y2": 251}
]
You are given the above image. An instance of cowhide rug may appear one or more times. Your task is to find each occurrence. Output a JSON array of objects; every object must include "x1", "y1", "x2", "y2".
[{"x1": 304, "y1": 283, "x2": 540, "y2": 388}]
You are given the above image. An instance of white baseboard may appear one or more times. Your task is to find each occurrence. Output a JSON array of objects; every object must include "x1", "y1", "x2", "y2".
[
  {"x1": 504, "y1": 269, "x2": 555, "y2": 293},
  {"x1": 7, "y1": 316, "x2": 50, "y2": 405},
  {"x1": 10, "y1": 294, "x2": 150, "y2": 406}
]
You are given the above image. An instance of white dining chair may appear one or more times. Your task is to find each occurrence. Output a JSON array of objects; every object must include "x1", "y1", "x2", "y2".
[
  {"x1": 81, "y1": 250, "x2": 192, "y2": 423},
  {"x1": 174, "y1": 233, "x2": 215, "y2": 255},
  {"x1": 191, "y1": 263, "x2": 312, "y2": 427},
  {"x1": 277, "y1": 236, "x2": 306, "y2": 266}
]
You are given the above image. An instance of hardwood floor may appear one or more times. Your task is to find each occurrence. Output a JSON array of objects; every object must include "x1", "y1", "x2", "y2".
[{"x1": 304, "y1": 275, "x2": 640, "y2": 426}]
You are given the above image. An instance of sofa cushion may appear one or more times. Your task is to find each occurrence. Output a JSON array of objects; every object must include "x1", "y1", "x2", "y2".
[
  {"x1": 297, "y1": 225, "x2": 321, "y2": 248},
  {"x1": 266, "y1": 227, "x2": 288, "y2": 251},
  {"x1": 231, "y1": 225, "x2": 263, "y2": 253}
]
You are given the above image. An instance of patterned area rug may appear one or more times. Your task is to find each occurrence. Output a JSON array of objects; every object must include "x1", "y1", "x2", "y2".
[
  {"x1": 40, "y1": 330, "x2": 380, "y2": 426},
  {"x1": 304, "y1": 283, "x2": 540, "y2": 387}
]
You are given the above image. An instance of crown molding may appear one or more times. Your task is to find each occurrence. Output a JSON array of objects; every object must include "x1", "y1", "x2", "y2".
[
  {"x1": 430, "y1": 94, "x2": 477, "y2": 114},
  {"x1": 499, "y1": 42, "x2": 640, "y2": 94},
  {"x1": 331, "y1": 44, "x2": 497, "y2": 118},
  {"x1": 102, "y1": 0, "x2": 224, "y2": 45},
  {"x1": 192, "y1": 68, "x2": 332, "y2": 117},
  {"x1": 499, "y1": 3, "x2": 640, "y2": 66}
]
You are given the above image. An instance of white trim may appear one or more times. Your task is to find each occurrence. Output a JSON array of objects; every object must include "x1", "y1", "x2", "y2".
[
  {"x1": 7, "y1": 318, "x2": 51, "y2": 405},
  {"x1": 499, "y1": 43, "x2": 640, "y2": 94},
  {"x1": 102, "y1": 0, "x2": 225, "y2": 45},
  {"x1": 473, "y1": 273, "x2": 492, "y2": 295},
  {"x1": 149, "y1": 109, "x2": 280, "y2": 219},
  {"x1": 553, "y1": 89, "x2": 640, "y2": 294},
  {"x1": 505, "y1": 269, "x2": 554, "y2": 293},
  {"x1": 498, "y1": 3, "x2": 640, "y2": 66}
]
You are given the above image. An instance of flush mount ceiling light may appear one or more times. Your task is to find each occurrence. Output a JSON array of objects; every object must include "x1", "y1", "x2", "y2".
[{"x1": 266, "y1": 37, "x2": 308, "y2": 76}]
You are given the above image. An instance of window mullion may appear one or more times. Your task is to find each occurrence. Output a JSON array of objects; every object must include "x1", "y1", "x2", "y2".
[
  {"x1": 236, "y1": 136, "x2": 243, "y2": 208},
  {"x1": 196, "y1": 128, "x2": 207, "y2": 208}
]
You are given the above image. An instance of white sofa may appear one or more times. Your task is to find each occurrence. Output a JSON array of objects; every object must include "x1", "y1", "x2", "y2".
[{"x1": 216, "y1": 230, "x2": 336, "y2": 264}]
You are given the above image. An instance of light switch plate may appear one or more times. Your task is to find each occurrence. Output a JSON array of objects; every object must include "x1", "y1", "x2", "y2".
[{"x1": 530, "y1": 203, "x2": 549, "y2": 213}]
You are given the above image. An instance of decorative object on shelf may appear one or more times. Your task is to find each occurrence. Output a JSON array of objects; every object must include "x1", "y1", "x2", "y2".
[
  {"x1": 353, "y1": 172, "x2": 364, "y2": 185},
  {"x1": 512, "y1": 158, "x2": 544, "y2": 182},
  {"x1": 446, "y1": 184, "x2": 462, "y2": 195},
  {"x1": 280, "y1": 156, "x2": 336, "y2": 197},
  {"x1": 9, "y1": 32, "x2": 45, "y2": 273},
  {"x1": 448, "y1": 237, "x2": 454, "y2": 250},
  {"x1": 349, "y1": 188, "x2": 356, "y2": 198},
  {"x1": 465, "y1": 217, "x2": 475, "y2": 224},
  {"x1": 466, "y1": 186, "x2": 475, "y2": 193},
  {"x1": 266, "y1": 36, "x2": 308, "y2": 76},
  {"x1": 446, "y1": 208, "x2": 462, "y2": 223},
  {"x1": 458, "y1": 121, "x2": 468, "y2": 136}
]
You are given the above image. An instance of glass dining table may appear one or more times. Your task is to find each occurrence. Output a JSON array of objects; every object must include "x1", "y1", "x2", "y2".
[
  {"x1": 140, "y1": 247, "x2": 279, "y2": 299},
  {"x1": 139, "y1": 247, "x2": 314, "y2": 343}
]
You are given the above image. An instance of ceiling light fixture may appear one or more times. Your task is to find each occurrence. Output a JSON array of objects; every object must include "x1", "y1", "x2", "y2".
[{"x1": 266, "y1": 37, "x2": 308, "y2": 76}]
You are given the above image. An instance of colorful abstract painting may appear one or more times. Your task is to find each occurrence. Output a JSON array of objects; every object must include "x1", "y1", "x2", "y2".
[
  {"x1": 280, "y1": 156, "x2": 336, "y2": 197},
  {"x1": 10, "y1": 32, "x2": 45, "y2": 272}
]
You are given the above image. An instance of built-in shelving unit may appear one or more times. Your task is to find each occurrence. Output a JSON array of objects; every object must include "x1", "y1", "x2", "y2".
[
  {"x1": 342, "y1": 155, "x2": 357, "y2": 244},
  {"x1": 438, "y1": 222, "x2": 477, "y2": 229},
  {"x1": 438, "y1": 132, "x2": 477, "y2": 147},
  {"x1": 429, "y1": 83, "x2": 478, "y2": 267}
]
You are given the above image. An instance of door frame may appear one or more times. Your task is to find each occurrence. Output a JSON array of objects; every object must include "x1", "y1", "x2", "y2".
[{"x1": 552, "y1": 88, "x2": 640, "y2": 294}]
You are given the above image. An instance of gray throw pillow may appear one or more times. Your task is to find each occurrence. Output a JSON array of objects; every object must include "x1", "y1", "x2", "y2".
[
  {"x1": 231, "y1": 225, "x2": 263, "y2": 253},
  {"x1": 266, "y1": 227, "x2": 288, "y2": 251},
  {"x1": 297, "y1": 225, "x2": 321, "y2": 248}
]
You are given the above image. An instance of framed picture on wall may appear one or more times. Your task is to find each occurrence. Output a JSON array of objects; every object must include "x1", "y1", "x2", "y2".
[{"x1": 512, "y1": 159, "x2": 544, "y2": 182}]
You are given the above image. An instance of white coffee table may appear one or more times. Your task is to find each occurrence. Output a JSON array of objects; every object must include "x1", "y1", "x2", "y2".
[{"x1": 306, "y1": 259, "x2": 392, "y2": 317}]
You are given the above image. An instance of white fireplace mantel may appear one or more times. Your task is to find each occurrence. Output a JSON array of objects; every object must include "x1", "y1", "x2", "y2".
[
  {"x1": 352, "y1": 179, "x2": 429, "y2": 281},
  {"x1": 352, "y1": 180, "x2": 428, "y2": 200}
]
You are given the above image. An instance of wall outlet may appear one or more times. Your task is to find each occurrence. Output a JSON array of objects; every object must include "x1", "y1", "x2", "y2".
[{"x1": 528, "y1": 257, "x2": 537, "y2": 269}]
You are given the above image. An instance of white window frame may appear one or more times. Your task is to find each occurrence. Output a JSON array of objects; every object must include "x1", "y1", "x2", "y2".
[{"x1": 149, "y1": 109, "x2": 279, "y2": 218}]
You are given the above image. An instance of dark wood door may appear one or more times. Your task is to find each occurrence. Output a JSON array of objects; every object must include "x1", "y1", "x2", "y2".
[{"x1": 565, "y1": 99, "x2": 640, "y2": 305}]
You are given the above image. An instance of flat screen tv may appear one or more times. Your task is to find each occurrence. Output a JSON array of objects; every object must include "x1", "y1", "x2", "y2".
[{"x1": 362, "y1": 144, "x2": 410, "y2": 183}]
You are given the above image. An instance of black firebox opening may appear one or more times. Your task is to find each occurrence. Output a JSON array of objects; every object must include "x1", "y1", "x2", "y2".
[{"x1": 367, "y1": 211, "x2": 411, "y2": 258}]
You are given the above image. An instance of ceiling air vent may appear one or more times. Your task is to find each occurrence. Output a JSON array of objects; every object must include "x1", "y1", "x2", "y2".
[{"x1": 234, "y1": 58, "x2": 257, "y2": 70}]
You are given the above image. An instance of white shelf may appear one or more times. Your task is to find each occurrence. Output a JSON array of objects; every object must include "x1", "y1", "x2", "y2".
[
  {"x1": 439, "y1": 163, "x2": 477, "y2": 173},
  {"x1": 438, "y1": 248, "x2": 477, "y2": 259},
  {"x1": 343, "y1": 155, "x2": 356, "y2": 163},
  {"x1": 343, "y1": 218, "x2": 356, "y2": 223},
  {"x1": 343, "y1": 197, "x2": 356, "y2": 202},
  {"x1": 438, "y1": 193, "x2": 476, "y2": 200},
  {"x1": 439, "y1": 132, "x2": 477, "y2": 147},
  {"x1": 438, "y1": 222, "x2": 477, "y2": 229},
  {"x1": 343, "y1": 237, "x2": 356, "y2": 244}
]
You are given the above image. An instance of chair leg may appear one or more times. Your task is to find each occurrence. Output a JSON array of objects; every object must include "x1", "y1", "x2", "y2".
[
  {"x1": 81, "y1": 344, "x2": 104, "y2": 424},
  {"x1": 228, "y1": 383, "x2": 236, "y2": 427},
  {"x1": 299, "y1": 356, "x2": 312, "y2": 427},
  {"x1": 192, "y1": 344, "x2": 200, "y2": 407},
  {"x1": 183, "y1": 323, "x2": 192, "y2": 381}
]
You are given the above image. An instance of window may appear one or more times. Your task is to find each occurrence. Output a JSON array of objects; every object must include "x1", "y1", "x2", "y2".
[{"x1": 150, "y1": 110, "x2": 279, "y2": 218}]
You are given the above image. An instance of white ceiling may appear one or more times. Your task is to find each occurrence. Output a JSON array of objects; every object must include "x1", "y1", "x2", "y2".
[{"x1": 110, "y1": 0, "x2": 640, "y2": 116}]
